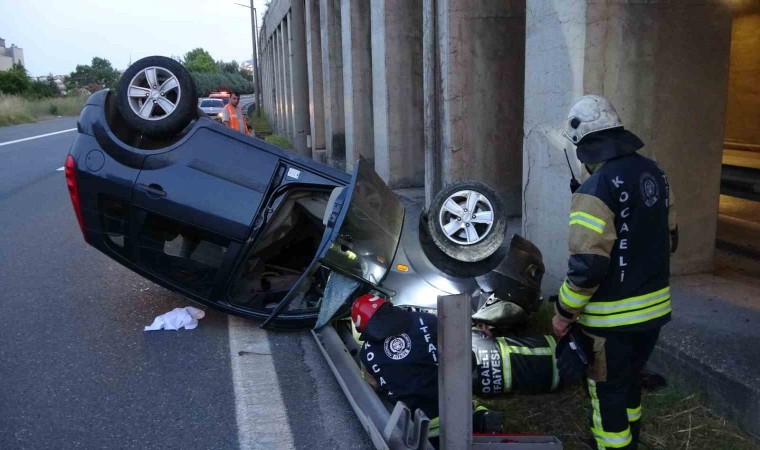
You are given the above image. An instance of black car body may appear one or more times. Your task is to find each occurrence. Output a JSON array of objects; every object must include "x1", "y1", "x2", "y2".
[{"x1": 66, "y1": 90, "x2": 544, "y2": 329}]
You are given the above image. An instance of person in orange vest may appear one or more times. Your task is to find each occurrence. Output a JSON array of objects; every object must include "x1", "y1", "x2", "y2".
[{"x1": 221, "y1": 91, "x2": 253, "y2": 136}]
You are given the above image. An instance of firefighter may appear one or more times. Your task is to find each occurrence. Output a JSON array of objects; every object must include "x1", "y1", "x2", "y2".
[
  {"x1": 351, "y1": 294, "x2": 501, "y2": 444},
  {"x1": 221, "y1": 91, "x2": 252, "y2": 135},
  {"x1": 552, "y1": 95, "x2": 678, "y2": 450}
]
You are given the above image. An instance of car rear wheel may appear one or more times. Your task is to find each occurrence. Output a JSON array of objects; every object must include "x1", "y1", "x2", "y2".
[
  {"x1": 426, "y1": 180, "x2": 507, "y2": 263},
  {"x1": 116, "y1": 56, "x2": 198, "y2": 138}
]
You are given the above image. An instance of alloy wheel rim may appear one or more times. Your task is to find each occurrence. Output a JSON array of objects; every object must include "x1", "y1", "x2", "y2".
[
  {"x1": 438, "y1": 190, "x2": 495, "y2": 245},
  {"x1": 126, "y1": 66, "x2": 181, "y2": 121}
]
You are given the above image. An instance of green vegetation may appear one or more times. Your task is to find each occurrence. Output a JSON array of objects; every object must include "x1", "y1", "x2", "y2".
[
  {"x1": 246, "y1": 110, "x2": 292, "y2": 149},
  {"x1": 249, "y1": 111, "x2": 273, "y2": 137},
  {"x1": 0, "y1": 94, "x2": 87, "y2": 126},
  {"x1": 66, "y1": 57, "x2": 120, "y2": 93},
  {"x1": 478, "y1": 302, "x2": 758, "y2": 449},
  {"x1": 183, "y1": 48, "x2": 217, "y2": 73},
  {"x1": 183, "y1": 48, "x2": 254, "y2": 96},
  {"x1": 0, "y1": 63, "x2": 60, "y2": 99},
  {"x1": 265, "y1": 134, "x2": 293, "y2": 149},
  {"x1": 481, "y1": 384, "x2": 757, "y2": 450}
]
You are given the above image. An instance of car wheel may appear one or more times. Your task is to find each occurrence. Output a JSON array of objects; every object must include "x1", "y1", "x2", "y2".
[
  {"x1": 116, "y1": 56, "x2": 198, "y2": 138},
  {"x1": 426, "y1": 180, "x2": 507, "y2": 263}
]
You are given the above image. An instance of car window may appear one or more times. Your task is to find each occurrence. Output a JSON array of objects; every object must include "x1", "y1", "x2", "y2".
[
  {"x1": 200, "y1": 99, "x2": 224, "y2": 108},
  {"x1": 136, "y1": 211, "x2": 231, "y2": 296}
]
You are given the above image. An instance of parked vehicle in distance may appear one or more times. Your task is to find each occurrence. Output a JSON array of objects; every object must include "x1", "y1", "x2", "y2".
[
  {"x1": 198, "y1": 98, "x2": 225, "y2": 121},
  {"x1": 65, "y1": 56, "x2": 545, "y2": 330},
  {"x1": 209, "y1": 91, "x2": 230, "y2": 105}
]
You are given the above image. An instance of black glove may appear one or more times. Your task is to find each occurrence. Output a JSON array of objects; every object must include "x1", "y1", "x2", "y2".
[{"x1": 555, "y1": 326, "x2": 587, "y2": 385}]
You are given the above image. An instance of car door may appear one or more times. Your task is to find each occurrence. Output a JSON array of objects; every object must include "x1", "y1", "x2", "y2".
[
  {"x1": 131, "y1": 125, "x2": 280, "y2": 301},
  {"x1": 259, "y1": 157, "x2": 404, "y2": 327}
]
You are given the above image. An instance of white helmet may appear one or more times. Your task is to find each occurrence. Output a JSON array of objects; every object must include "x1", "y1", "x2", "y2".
[{"x1": 563, "y1": 95, "x2": 623, "y2": 144}]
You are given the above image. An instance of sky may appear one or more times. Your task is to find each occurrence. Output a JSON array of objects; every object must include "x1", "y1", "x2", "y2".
[{"x1": 0, "y1": 0, "x2": 270, "y2": 77}]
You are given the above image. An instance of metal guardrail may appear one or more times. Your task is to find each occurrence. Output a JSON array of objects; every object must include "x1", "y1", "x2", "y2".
[{"x1": 312, "y1": 325, "x2": 435, "y2": 450}]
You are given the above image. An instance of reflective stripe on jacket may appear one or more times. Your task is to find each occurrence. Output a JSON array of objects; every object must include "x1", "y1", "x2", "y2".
[
  {"x1": 223, "y1": 104, "x2": 250, "y2": 135},
  {"x1": 556, "y1": 152, "x2": 676, "y2": 332}
]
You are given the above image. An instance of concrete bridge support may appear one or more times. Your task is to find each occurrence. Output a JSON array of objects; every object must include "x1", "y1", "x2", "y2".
[
  {"x1": 371, "y1": 0, "x2": 425, "y2": 188},
  {"x1": 320, "y1": 0, "x2": 346, "y2": 169},
  {"x1": 522, "y1": 1, "x2": 733, "y2": 289},
  {"x1": 341, "y1": 0, "x2": 374, "y2": 172}
]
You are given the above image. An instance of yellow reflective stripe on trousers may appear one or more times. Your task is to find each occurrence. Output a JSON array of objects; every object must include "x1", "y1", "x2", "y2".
[
  {"x1": 496, "y1": 337, "x2": 513, "y2": 392},
  {"x1": 588, "y1": 380, "x2": 633, "y2": 448},
  {"x1": 560, "y1": 281, "x2": 591, "y2": 309},
  {"x1": 627, "y1": 405, "x2": 642, "y2": 422},
  {"x1": 580, "y1": 299, "x2": 672, "y2": 328},
  {"x1": 505, "y1": 345, "x2": 553, "y2": 356},
  {"x1": 428, "y1": 416, "x2": 440, "y2": 437},
  {"x1": 546, "y1": 335, "x2": 560, "y2": 391},
  {"x1": 585, "y1": 287, "x2": 671, "y2": 314},
  {"x1": 569, "y1": 211, "x2": 606, "y2": 234}
]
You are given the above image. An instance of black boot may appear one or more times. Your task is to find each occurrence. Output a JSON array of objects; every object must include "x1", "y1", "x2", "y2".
[
  {"x1": 472, "y1": 408, "x2": 504, "y2": 434},
  {"x1": 629, "y1": 421, "x2": 641, "y2": 449}
]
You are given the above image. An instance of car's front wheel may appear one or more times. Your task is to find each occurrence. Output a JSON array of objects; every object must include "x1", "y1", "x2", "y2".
[
  {"x1": 116, "y1": 56, "x2": 198, "y2": 138},
  {"x1": 426, "y1": 180, "x2": 507, "y2": 263}
]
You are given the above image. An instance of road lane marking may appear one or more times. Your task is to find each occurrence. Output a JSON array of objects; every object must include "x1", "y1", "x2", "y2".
[
  {"x1": 0, "y1": 128, "x2": 77, "y2": 147},
  {"x1": 228, "y1": 316, "x2": 295, "y2": 450}
]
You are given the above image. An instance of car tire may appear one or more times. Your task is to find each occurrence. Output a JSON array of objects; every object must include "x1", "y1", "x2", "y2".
[
  {"x1": 426, "y1": 180, "x2": 507, "y2": 263},
  {"x1": 116, "y1": 56, "x2": 198, "y2": 138}
]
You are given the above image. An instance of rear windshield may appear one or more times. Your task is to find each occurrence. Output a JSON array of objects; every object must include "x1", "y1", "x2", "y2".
[{"x1": 200, "y1": 99, "x2": 224, "y2": 108}]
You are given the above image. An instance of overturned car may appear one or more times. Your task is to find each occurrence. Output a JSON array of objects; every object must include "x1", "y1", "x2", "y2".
[{"x1": 65, "y1": 56, "x2": 546, "y2": 330}]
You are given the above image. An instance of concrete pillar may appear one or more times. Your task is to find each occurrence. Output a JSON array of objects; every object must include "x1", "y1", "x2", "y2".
[
  {"x1": 371, "y1": 0, "x2": 425, "y2": 188},
  {"x1": 423, "y1": 0, "x2": 441, "y2": 206},
  {"x1": 523, "y1": 1, "x2": 733, "y2": 290},
  {"x1": 430, "y1": 0, "x2": 525, "y2": 213},
  {"x1": 279, "y1": 21, "x2": 293, "y2": 140},
  {"x1": 284, "y1": 16, "x2": 295, "y2": 141},
  {"x1": 320, "y1": 0, "x2": 346, "y2": 169},
  {"x1": 273, "y1": 30, "x2": 284, "y2": 134},
  {"x1": 341, "y1": 0, "x2": 374, "y2": 172},
  {"x1": 305, "y1": 0, "x2": 326, "y2": 160},
  {"x1": 288, "y1": 3, "x2": 312, "y2": 157}
]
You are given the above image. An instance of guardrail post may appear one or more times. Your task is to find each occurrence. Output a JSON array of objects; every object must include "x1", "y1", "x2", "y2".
[{"x1": 437, "y1": 294, "x2": 472, "y2": 449}]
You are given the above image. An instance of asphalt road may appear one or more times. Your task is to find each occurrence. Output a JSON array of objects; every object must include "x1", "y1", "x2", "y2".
[{"x1": 0, "y1": 118, "x2": 371, "y2": 449}]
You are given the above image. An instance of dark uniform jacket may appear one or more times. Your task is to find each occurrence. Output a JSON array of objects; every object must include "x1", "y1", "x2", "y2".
[
  {"x1": 359, "y1": 304, "x2": 439, "y2": 419},
  {"x1": 555, "y1": 129, "x2": 678, "y2": 333}
]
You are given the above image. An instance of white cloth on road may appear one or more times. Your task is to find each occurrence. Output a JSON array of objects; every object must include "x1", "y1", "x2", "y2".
[{"x1": 144, "y1": 307, "x2": 206, "y2": 331}]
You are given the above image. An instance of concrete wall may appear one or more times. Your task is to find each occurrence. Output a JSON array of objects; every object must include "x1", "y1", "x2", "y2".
[
  {"x1": 524, "y1": 1, "x2": 733, "y2": 290},
  {"x1": 725, "y1": 12, "x2": 760, "y2": 148},
  {"x1": 289, "y1": 3, "x2": 312, "y2": 157},
  {"x1": 522, "y1": 0, "x2": 588, "y2": 291},
  {"x1": 341, "y1": 0, "x2": 374, "y2": 171},
  {"x1": 305, "y1": 0, "x2": 326, "y2": 160},
  {"x1": 321, "y1": 0, "x2": 346, "y2": 169},
  {"x1": 432, "y1": 0, "x2": 525, "y2": 214},
  {"x1": 371, "y1": 0, "x2": 425, "y2": 188}
]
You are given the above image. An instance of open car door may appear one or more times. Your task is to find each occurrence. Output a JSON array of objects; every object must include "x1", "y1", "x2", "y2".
[{"x1": 261, "y1": 157, "x2": 405, "y2": 328}]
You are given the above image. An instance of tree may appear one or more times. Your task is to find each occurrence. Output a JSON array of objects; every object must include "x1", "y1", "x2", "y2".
[
  {"x1": 0, "y1": 63, "x2": 31, "y2": 95},
  {"x1": 217, "y1": 60, "x2": 239, "y2": 74},
  {"x1": 27, "y1": 75, "x2": 60, "y2": 99},
  {"x1": 183, "y1": 48, "x2": 218, "y2": 73},
  {"x1": 66, "y1": 57, "x2": 120, "y2": 93}
]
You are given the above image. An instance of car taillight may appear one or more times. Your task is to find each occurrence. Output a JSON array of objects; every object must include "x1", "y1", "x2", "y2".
[{"x1": 65, "y1": 154, "x2": 87, "y2": 241}]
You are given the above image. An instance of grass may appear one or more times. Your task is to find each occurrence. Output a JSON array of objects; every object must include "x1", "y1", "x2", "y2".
[
  {"x1": 0, "y1": 94, "x2": 88, "y2": 126},
  {"x1": 478, "y1": 301, "x2": 760, "y2": 449},
  {"x1": 248, "y1": 110, "x2": 293, "y2": 149},
  {"x1": 480, "y1": 384, "x2": 759, "y2": 449}
]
